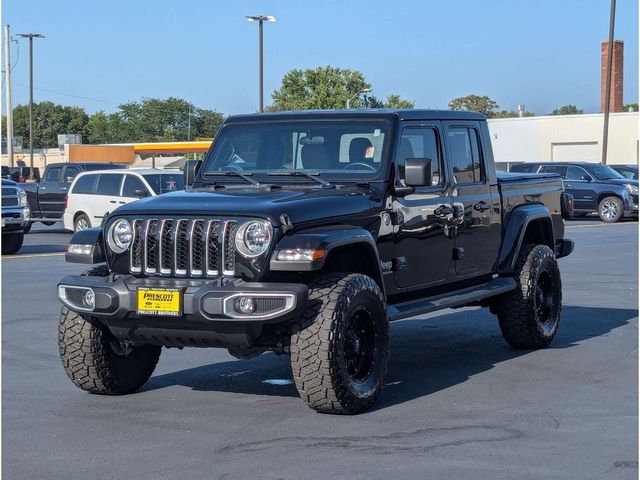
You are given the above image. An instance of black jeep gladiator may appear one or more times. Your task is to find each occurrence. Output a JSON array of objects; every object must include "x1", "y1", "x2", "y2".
[{"x1": 57, "y1": 110, "x2": 574, "y2": 414}]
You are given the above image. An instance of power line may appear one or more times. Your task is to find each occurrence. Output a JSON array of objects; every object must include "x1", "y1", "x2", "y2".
[{"x1": 12, "y1": 81, "x2": 116, "y2": 104}]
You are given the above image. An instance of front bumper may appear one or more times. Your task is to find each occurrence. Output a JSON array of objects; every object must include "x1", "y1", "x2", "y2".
[
  {"x1": 1, "y1": 206, "x2": 30, "y2": 228},
  {"x1": 57, "y1": 274, "x2": 308, "y2": 349},
  {"x1": 57, "y1": 274, "x2": 308, "y2": 323},
  {"x1": 624, "y1": 193, "x2": 638, "y2": 217}
]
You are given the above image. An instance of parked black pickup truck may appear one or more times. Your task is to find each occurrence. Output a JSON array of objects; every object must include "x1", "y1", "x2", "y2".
[
  {"x1": 57, "y1": 110, "x2": 574, "y2": 414},
  {"x1": 22, "y1": 162, "x2": 124, "y2": 230}
]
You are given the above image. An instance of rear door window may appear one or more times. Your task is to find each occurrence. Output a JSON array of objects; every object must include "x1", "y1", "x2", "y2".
[
  {"x1": 96, "y1": 174, "x2": 124, "y2": 196},
  {"x1": 448, "y1": 127, "x2": 483, "y2": 184},
  {"x1": 72, "y1": 175, "x2": 98, "y2": 194}
]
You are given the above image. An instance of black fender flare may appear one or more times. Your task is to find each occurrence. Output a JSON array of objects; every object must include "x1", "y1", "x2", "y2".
[
  {"x1": 497, "y1": 204, "x2": 554, "y2": 274},
  {"x1": 65, "y1": 227, "x2": 106, "y2": 264},
  {"x1": 269, "y1": 225, "x2": 384, "y2": 291}
]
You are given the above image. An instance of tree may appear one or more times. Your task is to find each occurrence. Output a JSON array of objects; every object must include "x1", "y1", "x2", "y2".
[
  {"x1": 113, "y1": 97, "x2": 224, "y2": 143},
  {"x1": 365, "y1": 94, "x2": 415, "y2": 109},
  {"x1": 268, "y1": 66, "x2": 414, "y2": 111},
  {"x1": 550, "y1": 105, "x2": 583, "y2": 115},
  {"x1": 11, "y1": 102, "x2": 89, "y2": 148},
  {"x1": 448, "y1": 95, "x2": 499, "y2": 117},
  {"x1": 624, "y1": 103, "x2": 638, "y2": 112},
  {"x1": 85, "y1": 111, "x2": 128, "y2": 144},
  {"x1": 492, "y1": 110, "x2": 535, "y2": 118}
]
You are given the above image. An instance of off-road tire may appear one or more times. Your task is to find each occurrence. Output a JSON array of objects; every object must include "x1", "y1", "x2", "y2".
[
  {"x1": 74, "y1": 213, "x2": 91, "y2": 231},
  {"x1": 496, "y1": 244, "x2": 562, "y2": 349},
  {"x1": 58, "y1": 266, "x2": 161, "y2": 394},
  {"x1": 2, "y1": 232, "x2": 24, "y2": 255},
  {"x1": 290, "y1": 273, "x2": 389, "y2": 414},
  {"x1": 598, "y1": 196, "x2": 624, "y2": 223}
]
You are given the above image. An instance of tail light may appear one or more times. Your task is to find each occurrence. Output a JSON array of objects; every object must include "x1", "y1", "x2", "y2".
[
  {"x1": 64, "y1": 195, "x2": 68, "y2": 209},
  {"x1": 18, "y1": 175, "x2": 25, "y2": 183}
]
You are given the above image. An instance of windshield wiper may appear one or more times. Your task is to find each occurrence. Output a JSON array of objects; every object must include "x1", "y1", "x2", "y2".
[
  {"x1": 204, "y1": 171, "x2": 260, "y2": 186},
  {"x1": 267, "y1": 171, "x2": 335, "y2": 189}
]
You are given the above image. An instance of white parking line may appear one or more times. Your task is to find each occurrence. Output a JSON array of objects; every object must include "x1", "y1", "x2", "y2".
[
  {"x1": 566, "y1": 223, "x2": 638, "y2": 229},
  {"x1": 2, "y1": 252, "x2": 65, "y2": 259}
]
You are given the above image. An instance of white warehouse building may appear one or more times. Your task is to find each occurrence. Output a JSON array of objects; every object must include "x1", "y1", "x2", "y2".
[{"x1": 487, "y1": 112, "x2": 638, "y2": 171}]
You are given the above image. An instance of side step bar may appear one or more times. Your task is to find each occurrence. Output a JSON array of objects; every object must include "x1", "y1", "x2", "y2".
[{"x1": 387, "y1": 277, "x2": 517, "y2": 321}]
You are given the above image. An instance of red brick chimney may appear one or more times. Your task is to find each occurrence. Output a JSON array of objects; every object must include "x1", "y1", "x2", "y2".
[{"x1": 601, "y1": 40, "x2": 624, "y2": 112}]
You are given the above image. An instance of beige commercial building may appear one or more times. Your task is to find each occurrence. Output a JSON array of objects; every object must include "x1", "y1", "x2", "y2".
[{"x1": 488, "y1": 112, "x2": 638, "y2": 170}]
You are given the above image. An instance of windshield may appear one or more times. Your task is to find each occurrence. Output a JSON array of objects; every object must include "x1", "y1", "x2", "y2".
[
  {"x1": 587, "y1": 165, "x2": 625, "y2": 180},
  {"x1": 142, "y1": 173, "x2": 184, "y2": 194},
  {"x1": 201, "y1": 120, "x2": 391, "y2": 182}
]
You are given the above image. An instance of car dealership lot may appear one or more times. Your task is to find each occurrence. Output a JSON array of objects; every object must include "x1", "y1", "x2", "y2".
[{"x1": 2, "y1": 220, "x2": 638, "y2": 479}]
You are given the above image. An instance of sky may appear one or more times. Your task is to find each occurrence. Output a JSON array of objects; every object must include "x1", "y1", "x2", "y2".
[{"x1": 2, "y1": 0, "x2": 639, "y2": 116}]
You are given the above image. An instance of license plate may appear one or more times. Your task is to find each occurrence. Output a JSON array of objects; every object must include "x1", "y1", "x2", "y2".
[{"x1": 137, "y1": 288, "x2": 181, "y2": 316}]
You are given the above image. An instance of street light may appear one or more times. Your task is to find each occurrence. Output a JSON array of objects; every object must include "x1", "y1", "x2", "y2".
[
  {"x1": 346, "y1": 88, "x2": 372, "y2": 109},
  {"x1": 245, "y1": 15, "x2": 276, "y2": 113},
  {"x1": 17, "y1": 32, "x2": 45, "y2": 180}
]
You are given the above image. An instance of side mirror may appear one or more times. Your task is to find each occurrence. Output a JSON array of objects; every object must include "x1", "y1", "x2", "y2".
[
  {"x1": 404, "y1": 158, "x2": 433, "y2": 187},
  {"x1": 184, "y1": 159, "x2": 201, "y2": 187},
  {"x1": 133, "y1": 189, "x2": 149, "y2": 198}
]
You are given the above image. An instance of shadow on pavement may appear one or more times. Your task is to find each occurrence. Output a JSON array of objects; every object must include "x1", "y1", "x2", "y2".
[{"x1": 143, "y1": 305, "x2": 637, "y2": 406}]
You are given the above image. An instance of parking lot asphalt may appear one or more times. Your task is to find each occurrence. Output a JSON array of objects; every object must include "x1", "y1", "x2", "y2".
[{"x1": 2, "y1": 219, "x2": 638, "y2": 480}]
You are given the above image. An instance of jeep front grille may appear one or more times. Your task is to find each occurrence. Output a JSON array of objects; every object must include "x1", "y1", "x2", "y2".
[{"x1": 129, "y1": 218, "x2": 237, "y2": 278}]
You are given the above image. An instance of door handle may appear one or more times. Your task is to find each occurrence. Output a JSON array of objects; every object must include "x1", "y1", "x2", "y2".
[
  {"x1": 434, "y1": 205, "x2": 453, "y2": 217},
  {"x1": 565, "y1": 184, "x2": 572, "y2": 188},
  {"x1": 118, "y1": 201, "x2": 126, "y2": 204},
  {"x1": 473, "y1": 201, "x2": 491, "y2": 212},
  {"x1": 110, "y1": 200, "x2": 117, "y2": 204},
  {"x1": 40, "y1": 187, "x2": 46, "y2": 190},
  {"x1": 60, "y1": 187, "x2": 67, "y2": 191}
]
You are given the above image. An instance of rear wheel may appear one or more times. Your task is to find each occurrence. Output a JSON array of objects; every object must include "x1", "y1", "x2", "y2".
[
  {"x1": 23, "y1": 222, "x2": 32, "y2": 234},
  {"x1": 74, "y1": 213, "x2": 91, "y2": 232},
  {"x1": 495, "y1": 244, "x2": 562, "y2": 349},
  {"x1": 598, "y1": 196, "x2": 624, "y2": 223},
  {"x1": 290, "y1": 273, "x2": 389, "y2": 414}
]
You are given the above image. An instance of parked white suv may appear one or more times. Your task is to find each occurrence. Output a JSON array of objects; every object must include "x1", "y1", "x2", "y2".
[{"x1": 63, "y1": 169, "x2": 184, "y2": 231}]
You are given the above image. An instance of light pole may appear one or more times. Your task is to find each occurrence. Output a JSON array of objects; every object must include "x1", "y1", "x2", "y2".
[
  {"x1": 346, "y1": 88, "x2": 372, "y2": 109},
  {"x1": 245, "y1": 15, "x2": 276, "y2": 112},
  {"x1": 17, "y1": 32, "x2": 44, "y2": 180},
  {"x1": 601, "y1": 0, "x2": 616, "y2": 165}
]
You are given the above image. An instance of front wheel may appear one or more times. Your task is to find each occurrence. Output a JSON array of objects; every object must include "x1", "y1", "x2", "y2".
[
  {"x1": 495, "y1": 244, "x2": 562, "y2": 349},
  {"x1": 2, "y1": 232, "x2": 24, "y2": 255},
  {"x1": 598, "y1": 196, "x2": 624, "y2": 223},
  {"x1": 290, "y1": 273, "x2": 389, "y2": 414},
  {"x1": 58, "y1": 308, "x2": 161, "y2": 394}
]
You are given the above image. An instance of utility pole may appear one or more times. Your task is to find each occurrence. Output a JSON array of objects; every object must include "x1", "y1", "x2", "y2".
[
  {"x1": 4, "y1": 25, "x2": 14, "y2": 167},
  {"x1": 17, "y1": 32, "x2": 44, "y2": 179},
  {"x1": 245, "y1": 15, "x2": 276, "y2": 112},
  {"x1": 601, "y1": 0, "x2": 616, "y2": 166}
]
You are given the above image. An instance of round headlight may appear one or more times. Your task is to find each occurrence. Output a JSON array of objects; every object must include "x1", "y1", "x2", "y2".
[
  {"x1": 235, "y1": 221, "x2": 272, "y2": 257},
  {"x1": 107, "y1": 219, "x2": 133, "y2": 253}
]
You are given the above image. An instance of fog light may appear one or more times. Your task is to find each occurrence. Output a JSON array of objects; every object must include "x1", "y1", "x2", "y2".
[
  {"x1": 235, "y1": 297, "x2": 255, "y2": 314},
  {"x1": 82, "y1": 289, "x2": 96, "y2": 309}
]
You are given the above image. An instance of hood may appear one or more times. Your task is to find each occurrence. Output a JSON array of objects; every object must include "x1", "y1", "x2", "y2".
[{"x1": 112, "y1": 185, "x2": 374, "y2": 225}]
